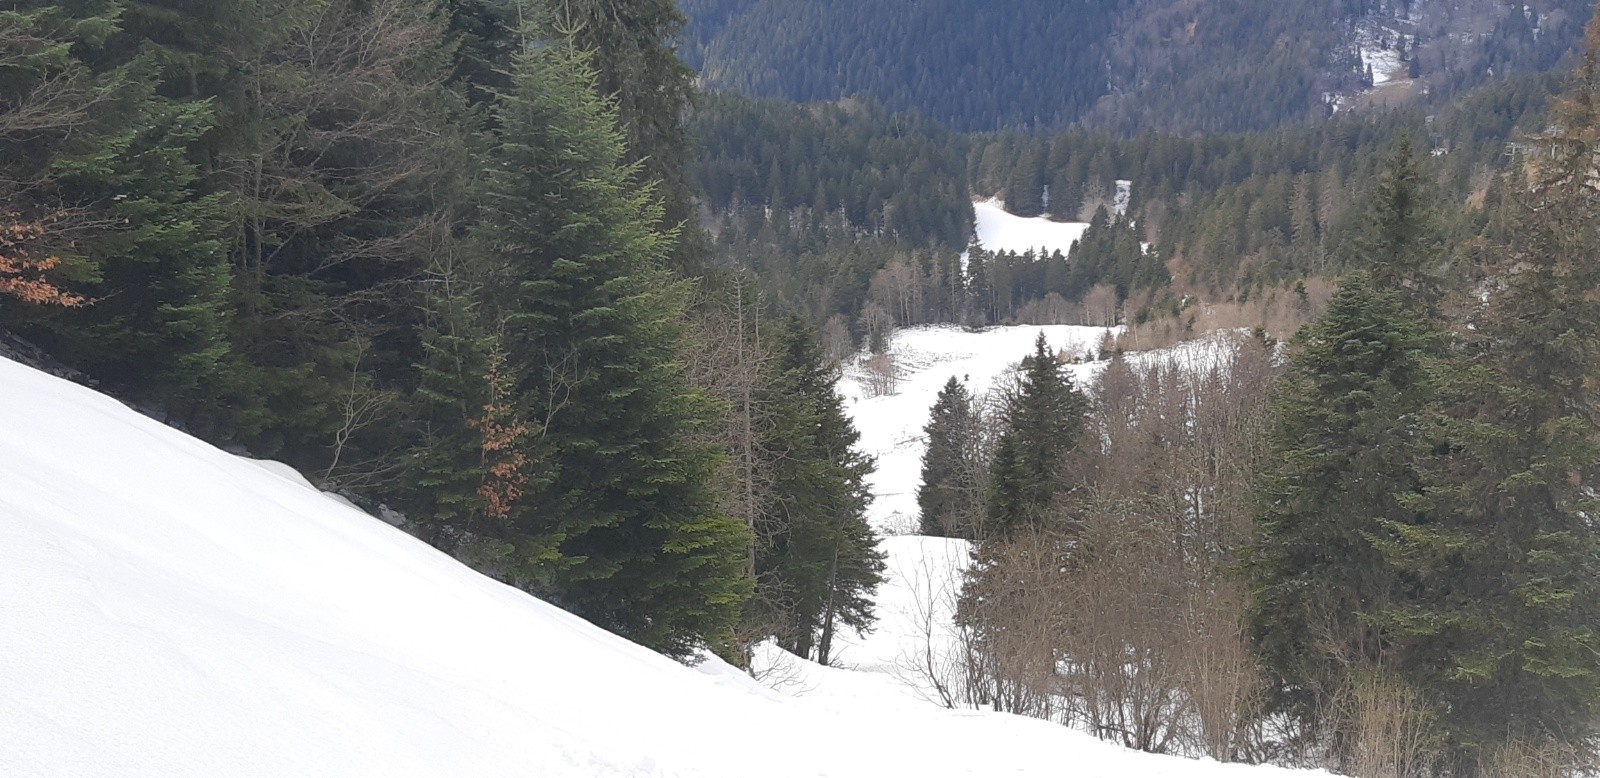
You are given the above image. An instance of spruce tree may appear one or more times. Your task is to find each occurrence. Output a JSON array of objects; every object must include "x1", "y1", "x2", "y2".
[
  {"x1": 544, "y1": 0, "x2": 703, "y2": 269},
  {"x1": 475, "y1": 40, "x2": 748, "y2": 658},
  {"x1": 1388, "y1": 23, "x2": 1600, "y2": 766},
  {"x1": 1352, "y1": 135, "x2": 1441, "y2": 306},
  {"x1": 1249, "y1": 272, "x2": 1438, "y2": 727},
  {"x1": 754, "y1": 316, "x2": 884, "y2": 664},
  {"x1": 984, "y1": 332, "x2": 1089, "y2": 537},
  {"x1": 0, "y1": 4, "x2": 233, "y2": 412},
  {"x1": 918, "y1": 376, "x2": 982, "y2": 538}
]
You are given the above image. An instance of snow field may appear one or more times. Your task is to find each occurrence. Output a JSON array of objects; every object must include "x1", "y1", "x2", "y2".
[
  {"x1": 972, "y1": 198, "x2": 1091, "y2": 257},
  {"x1": 0, "y1": 352, "x2": 1329, "y2": 776}
]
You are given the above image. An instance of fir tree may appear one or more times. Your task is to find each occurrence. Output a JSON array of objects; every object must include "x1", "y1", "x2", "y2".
[
  {"x1": 918, "y1": 376, "x2": 982, "y2": 538},
  {"x1": 475, "y1": 40, "x2": 749, "y2": 658},
  {"x1": 1352, "y1": 134, "x2": 1441, "y2": 306},
  {"x1": 1388, "y1": 22, "x2": 1600, "y2": 766},
  {"x1": 1249, "y1": 272, "x2": 1438, "y2": 730},
  {"x1": 984, "y1": 332, "x2": 1089, "y2": 537},
  {"x1": 754, "y1": 316, "x2": 884, "y2": 664},
  {"x1": 0, "y1": 3, "x2": 233, "y2": 411}
]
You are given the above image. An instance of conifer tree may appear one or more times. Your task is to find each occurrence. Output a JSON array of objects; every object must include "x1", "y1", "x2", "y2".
[
  {"x1": 1353, "y1": 135, "x2": 1442, "y2": 306},
  {"x1": 754, "y1": 316, "x2": 884, "y2": 664},
  {"x1": 1249, "y1": 272, "x2": 1438, "y2": 727},
  {"x1": 545, "y1": 0, "x2": 703, "y2": 268},
  {"x1": 1386, "y1": 21, "x2": 1600, "y2": 766},
  {"x1": 475, "y1": 40, "x2": 748, "y2": 658},
  {"x1": 918, "y1": 376, "x2": 983, "y2": 538},
  {"x1": 984, "y1": 333, "x2": 1089, "y2": 537},
  {"x1": 0, "y1": 3, "x2": 233, "y2": 410}
]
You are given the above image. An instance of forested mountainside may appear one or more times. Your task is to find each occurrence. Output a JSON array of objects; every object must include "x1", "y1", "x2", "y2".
[
  {"x1": 690, "y1": 70, "x2": 1554, "y2": 335},
  {"x1": 682, "y1": 0, "x2": 1593, "y2": 134}
]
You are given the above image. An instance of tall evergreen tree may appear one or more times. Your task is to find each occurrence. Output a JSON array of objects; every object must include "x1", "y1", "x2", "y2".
[
  {"x1": 754, "y1": 316, "x2": 884, "y2": 664},
  {"x1": 1387, "y1": 21, "x2": 1600, "y2": 767},
  {"x1": 918, "y1": 375, "x2": 982, "y2": 538},
  {"x1": 545, "y1": 0, "x2": 703, "y2": 268},
  {"x1": 1249, "y1": 272, "x2": 1438, "y2": 731},
  {"x1": 473, "y1": 40, "x2": 748, "y2": 658},
  {"x1": 0, "y1": 3, "x2": 233, "y2": 413},
  {"x1": 1352, "y1": 135, "x2": 1442, "y2": 306},
  {"x1": 984, "y1": 332, "x2": 1089, "y2": 537}
]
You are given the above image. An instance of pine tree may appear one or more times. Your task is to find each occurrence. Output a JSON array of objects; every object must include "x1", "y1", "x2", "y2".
[
  {"x1": 473, "y1": 40, "x2": 749, "y2": 658},
  {"x1": 918, "y1": 376, "x2": 982, "y2": 538},
  {"x1": 754, "y1": 316, "x2": 884, "y2": 664},
  {"x1": 984, "y1": 332, "x2": 1089, "y2": 537},
  {"x1": 1249, "y1": 272, "x2": 1438, "y2": 729}
]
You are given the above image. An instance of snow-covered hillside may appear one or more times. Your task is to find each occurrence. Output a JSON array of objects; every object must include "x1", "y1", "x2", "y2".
[
  {"x1": 973, "y1": 198, "x2": 1091, "y2": 257},
  {"x1": 0, "y1": 354, "x2": 1335, "y2": 776}
]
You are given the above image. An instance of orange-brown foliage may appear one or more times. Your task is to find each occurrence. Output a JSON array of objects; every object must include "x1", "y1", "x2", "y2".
[
  {"x1": 0, "y1": 212, "x2": 85, "y2": 307},
  {"x1": 468, "y1": 348, "x2": 530, "y2": 522}
]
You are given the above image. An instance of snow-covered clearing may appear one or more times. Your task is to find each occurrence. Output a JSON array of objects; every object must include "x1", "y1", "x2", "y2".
[
  {"x1": 839, "y1": 325, "x2": 1250, "y2": 532},
  {"x1": 973, "y1": 198, "x2": 1091, "y2": 257},
  {"x1": 1, "y1": 352, "x2": 1329, "y2": 776},
  {"x1": 1361, "y1": 45, "x2": 1405, "y2": 86},
  {"x1": 839, "y1": 324, "x2": 1111, "y2": 531}
]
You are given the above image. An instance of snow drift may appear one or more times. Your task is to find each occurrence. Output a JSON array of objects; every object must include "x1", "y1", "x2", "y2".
[{"x1": 0, "y1": 354, "x2": 1329, "y2": 777}]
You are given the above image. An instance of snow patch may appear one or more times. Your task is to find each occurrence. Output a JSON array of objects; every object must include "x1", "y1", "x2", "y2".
[{"x1": 972, "y1": 198, "x2": 1091, "y2": 258}]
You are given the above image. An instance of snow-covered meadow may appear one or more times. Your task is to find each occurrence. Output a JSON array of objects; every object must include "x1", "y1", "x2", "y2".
[{"x1": 972, "y1": 198, "x2": 1091, "y2": 257}]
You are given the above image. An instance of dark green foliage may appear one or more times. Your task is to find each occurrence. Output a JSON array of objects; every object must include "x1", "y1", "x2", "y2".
[
  {"x1": 544, "y1": 0, "x2": 704, "y2": 269},
  {"x1": 1384, "y1": 36, "x2": 1600, "y2": 763},
  {"x1": 0, "y1": 2, "x2": 233, "y2": 412},
  {"x1": 918, "y1": 376, "x2": 982, "y2": 538},
  {"x1": 1249, "y1": 273, "x2": 1438, "y2": 723},
  {"x1": 473, "y1": 41, "x2": 749, "y2": 658},
  {"x1": 754, "y1": 316, "x2": 884, "y2": 664},
  {"x1": 985, "y1": 333, "x2": 1089, "y2": 537},
  {"x1": 1251, "y1": 26, "x2": 1600, "y2": 766},
  {"x1": 395, "y1": 254, "x2": 497, "y2": 551},
  {"x1": 692, "y1": 93, "x2": 973, "y2": 249},
  {"x1": 682, "y1": 0, "x2": 1120, "y2": 132},
  {"x1": 1351, "y1": 136, "x2": 1443, "y2": 305}
]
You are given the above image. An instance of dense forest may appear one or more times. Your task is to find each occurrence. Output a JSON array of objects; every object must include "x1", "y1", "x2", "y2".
[
  {"x1": 683, "y1": 0, "x2": 1595, "y2": 134},
  {"x1": 690, "y1": 67, "x2": 1560, "y2": 336}
]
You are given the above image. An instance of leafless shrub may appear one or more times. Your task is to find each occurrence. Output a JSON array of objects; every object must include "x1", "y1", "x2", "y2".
[
  {"x1": 893, "y1": 545, "x2": 972, "y2": 709},
  {"x1": 958, "y1": 331, "x2": 1281, "y2": 758},
  {"x1": 861, "y1": 352, "x2": 899, "y2": 398},
  {"x1": 1330, "y1": 668, "x2": 1441, "y2": 778},
  {"x1": 1479, "y1": 736, "x2": 1595, "y2": 778}
]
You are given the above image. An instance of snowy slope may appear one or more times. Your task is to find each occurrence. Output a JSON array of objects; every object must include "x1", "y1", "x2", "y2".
[
  {"x1": 0, "y1": 353, "x2": 1332, "y2": 777},
  {"x1": 973, "y1": 198, "x2": 1091, "y2": 257}
]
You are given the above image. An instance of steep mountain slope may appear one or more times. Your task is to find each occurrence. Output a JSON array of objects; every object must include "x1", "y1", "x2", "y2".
[
  {"x1": 681, "y1": 0, "x2": 1594, "y2": 133},
  {"x1": 0, "y1": 355, "x2": 1336, "y2": 776}
]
